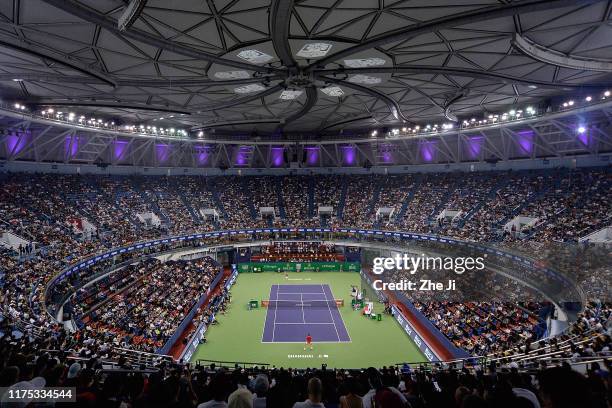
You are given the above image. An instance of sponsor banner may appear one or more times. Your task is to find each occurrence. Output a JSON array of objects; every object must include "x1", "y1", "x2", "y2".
[
  {"x1": 181, "y1": 322, "x2": 207, "y2": 362},
  {"x1": 237, "y1": 261, "x2": 360, "y2": 273},
  {"x1": 182, "y1": 267, "x2": 239, "y2": 362},
  {"x1": 392, "y1": 305, "x2": 439, "y2": 362}
]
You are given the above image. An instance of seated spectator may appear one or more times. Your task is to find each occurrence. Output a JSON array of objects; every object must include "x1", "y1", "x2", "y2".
[
  {"x1": 252, "y1": 374, "x2": 269, "y2": 408},
  {"x1": 229, "y1": 387, "x2": 253, "y2": 408},
  {"x1": 197, "y1": 373, "x2": 230, "y2": 408},
  {"x1": 339, "y1": 376, "x2": 363, "y2": 408},
  {"x1": 293, "y1": 377, "x2": 326, "y2": 408},
  {"x1": 362, "y1": 368, "x2": 407, "y2": 408}
]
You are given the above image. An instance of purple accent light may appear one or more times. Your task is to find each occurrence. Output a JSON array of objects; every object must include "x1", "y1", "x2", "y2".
[
  {"x1": 341, "y1": 145, "x2": 356, "y2": 166},
  {"x1": 517, "y1": 130, "x2": 534, "y2": 154},
  {"x1": 156, "y1": 143, "x2": 170, "y2": 163},
  {"x1": 65, "y1": 135, "x2": 79, "y2": 158},
  {"x1": 195, "y1": 145, "x2": 211, "y2": 166},
  {"x1": 113, "y1": 140, "x2": 128, "y2": 161},
  {"x1": 465, "y1": 136, "x2": 483, "y2": 159},
  {"x1": 6, "y1": 133, "x2": 29, "y2": 156},
  {"x1": 380, "y1": 143, "x2": 394, "y2": 164},
  {"x1": 576, "y1": 128, "x2": 589, "y2": 146},
  {"x1": 305, "y1": 146, "x2": 319, "y2": 166},
  {"x1": 419, "y1": 140, "x2": 436, "y2": 162},
  {"x1": 270, "y1": 146, "x2": 284, "y2": 167},
  {"x1": 235, "y1": 145, "x2": 252, "y2": 166}
]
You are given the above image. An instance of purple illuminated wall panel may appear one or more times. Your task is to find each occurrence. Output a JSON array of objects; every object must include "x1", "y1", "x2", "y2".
[
  {"x1": 6, "y1": 133, "x2": 29, "y2": 156},
  {"x1": 517, "y1": 131, "x2": 534, "y2": 155},
  {"x1": 195, "y1": 145, "x2": 211, "y2": 166},
  {"x1": 419, "y1": 140, "x2": 436, "y2": 162},
  {"x1": 379, "y1": 143, "x2": 394, "y2": 164},
  {"x1": 156, "y1": 143, "x2": 170, "y2": 163},
  {"x1": 65, "y1": 135, "x2": 79, "y2": 159},
  {"x1": 465, "y1": 136, "x2": 483, "y2": 159},
  {"x1": 305, "y1": 146, "x2": 319, "y2": 166},
  {"x1": 235, "y1": 145, "x2": 252, "y2": 166},
  {"x1": 113, "y1": 140, "x2": 128, "y2": 161},
  {"x1": 271, "y1": 146, "x2": 284, "y2": 167},
  {"x1": 341, "y1": 145, "x2": 356, "y2": 166}
]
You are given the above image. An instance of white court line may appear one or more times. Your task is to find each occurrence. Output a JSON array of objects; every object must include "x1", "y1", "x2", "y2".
[
  {"x1": 274, "y1": 322, "x2": 337, "y2": 325},
  {"x1": 272, "y1": 285, "x2": 278, "y2": 342},
  {"x1": 321, "y1": 284, "x2": 341, "y2": 342},
  {"x1": 262, "y1": 340, "x2": 351, "y2": 344},
  {"x1": 276, "y1": 292, "x2": 326, "y2": 295},
  {"x1": 300, "y1": 294, "x2": 306, "y2": 324}
]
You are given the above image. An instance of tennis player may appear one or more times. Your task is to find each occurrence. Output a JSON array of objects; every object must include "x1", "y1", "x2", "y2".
[{"x1": 304, "y1": 333, "x2": 313, "y2": 351}]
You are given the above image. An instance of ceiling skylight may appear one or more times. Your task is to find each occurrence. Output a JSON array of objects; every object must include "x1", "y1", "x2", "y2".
[
  {"x1": 296, "y1": 43, "x2": 332, "y2": 58},
  {"x1": 321, "y1": 86, "x2": 344, "y2": 97},
  {"x1": 343, "y1": 57, "x2": 386, "y2": 68},
  {"x1": 348, "y1": 74, "x2": 382, "y2": 84},
  {"x1": 214, "y1": 70, "x2": 251, "y2": 79},
  {"x1": 234, "y1": 83, "x2": 266, "y2": 94},
  {"x1": 237, "y1": 50, "x2": 274, "y2": 64},
  {"x1": 279, "y1": 90, "x2": 304, "y2": 100}
]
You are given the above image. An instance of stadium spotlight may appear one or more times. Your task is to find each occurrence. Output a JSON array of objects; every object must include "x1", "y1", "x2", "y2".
[
  {"x1": 577, "y1": 126, "x2": 586, "y2": 133},
  {"x1": 568, "y1": 100, "x2": 574, "y2": 106},
  {"x1": 604, "y1": 90, "x2": 610, "y2": 98},
  {"x1": 585, "y1": 96, "x2": 592, "y2": 102},
  {"x1": 371, "y1": 130, "x2": 377, "y2": 137}
]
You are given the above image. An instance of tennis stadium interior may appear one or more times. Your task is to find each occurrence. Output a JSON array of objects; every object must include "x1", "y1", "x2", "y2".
[{"x1": 0, "y1": 1, "x2": 611, "y2": 407}]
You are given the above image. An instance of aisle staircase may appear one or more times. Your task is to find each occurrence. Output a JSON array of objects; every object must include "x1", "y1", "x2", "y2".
[
  {"x1": 207, "y1": 178, "x2": 228, "y2": 219},
  {"x1": 240, "y1": 177, "x2": 258, "y2": 221},
  {"x1": 394, "y1": 176, "x2": 422, "y2": 223},
  {"x1": 133, "y1": 181, "x2": 171, "y2": 226},
  {"x1": 274, "y1": 178, "x2": 287, "y2": 219},
  {"x1": 175, "y1": 186, "x2": 201, "y2": 224},
  {"x1": 457, "y1": 176, "x2": 509, "y2": 228},
  {"x1": 336, "y1": 179, "x2": 348, "y2": 219},
  {"x1": 307, "y1": 178, "x2": 315, "y2": 218}
]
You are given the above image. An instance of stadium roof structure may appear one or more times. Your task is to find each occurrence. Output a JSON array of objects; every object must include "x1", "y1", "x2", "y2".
[{"x1": 0, "y1": 0, "x2": 612, "y2": 168}]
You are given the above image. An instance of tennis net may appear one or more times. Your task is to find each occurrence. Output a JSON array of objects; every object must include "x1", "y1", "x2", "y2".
[{"x1": 261, "y1": 299, "x2": 344, "y2": 308}]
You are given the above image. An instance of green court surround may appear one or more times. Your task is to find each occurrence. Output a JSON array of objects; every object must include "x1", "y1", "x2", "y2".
[{"x1": 191, "y1": 271, "x2": 424, "y2": 368}]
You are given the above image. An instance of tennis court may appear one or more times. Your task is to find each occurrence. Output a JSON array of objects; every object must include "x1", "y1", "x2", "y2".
[{"x1": 261, "y1": 284, "x2": 351, "y2": 343}]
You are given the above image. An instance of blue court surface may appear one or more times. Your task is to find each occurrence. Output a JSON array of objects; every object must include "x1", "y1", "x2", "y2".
[{"x1": 261, "y1": 284, "x2": 351, "y2": 343}]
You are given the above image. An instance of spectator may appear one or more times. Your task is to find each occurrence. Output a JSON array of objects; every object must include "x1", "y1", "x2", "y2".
[
  {"x1": 339, "y1": 376, "x2": 363, "y2": 408},
  {"x1": 252, "y1": 374, "x2": 269, "y2": 408},
  {"x1": 293, "y1": 377, "x2": 326, "y2": 408},
  {"x1": 229, "y1": 387, "x2": 254, "y2": 408},
  {"x1": 362, "y1": 368, "x2": 407, "y2": 408}
]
